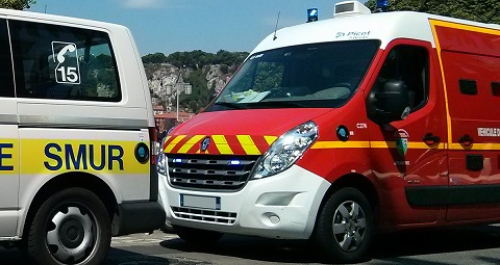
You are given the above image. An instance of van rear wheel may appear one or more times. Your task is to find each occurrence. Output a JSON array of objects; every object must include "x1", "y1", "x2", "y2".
[
  {"x1": 27, "y1": 188, "x2": 111, "y2": 265},
  {"x1": 315, "y1": 187, "x2": 374, "y2": 263},
  {"x1": 174, "y1": 226, "x2": 223, "y2": 245}
]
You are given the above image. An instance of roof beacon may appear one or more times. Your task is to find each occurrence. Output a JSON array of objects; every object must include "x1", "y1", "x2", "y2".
[
  {"x1": 334, "y1": 1, "x2": 371, "y2": 18},
  {"x1": 307, "y1": 8, "x2": 318, "y2": 23},
  {"x1": 376, "y1": 0, "x2": 389, "y2": 12}
]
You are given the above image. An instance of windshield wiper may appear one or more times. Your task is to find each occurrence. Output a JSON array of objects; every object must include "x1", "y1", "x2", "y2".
[
  {"x1": 215, "y1": 101, "x2": 307, "y2": 109},
  {"x1": 254, "y1": 101, "x2": 307, "y2": 108},
  {"x1": 214, "y1": 102, "x2": 248, "y2": 109}
]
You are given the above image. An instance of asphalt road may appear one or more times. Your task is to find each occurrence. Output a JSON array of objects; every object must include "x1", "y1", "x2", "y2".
[{"x1": 3, "y1": 224, "x2": 500, "y2": 265}]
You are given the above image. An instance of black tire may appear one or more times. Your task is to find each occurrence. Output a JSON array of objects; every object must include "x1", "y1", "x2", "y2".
[
  {"x1": 315, "y1": 187, "x2": 374, "y2": 263},
  {"x1": 174, "y1": 226, "x2": 223, "y2": 246},
  {"x1": 27, "y1": 187, "x2": 111, "y2": 265}
]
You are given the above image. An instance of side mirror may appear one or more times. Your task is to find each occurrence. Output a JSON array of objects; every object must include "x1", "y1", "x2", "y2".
[{"x1": 367, "y1": 80, "x2": 410, "y2": 124}]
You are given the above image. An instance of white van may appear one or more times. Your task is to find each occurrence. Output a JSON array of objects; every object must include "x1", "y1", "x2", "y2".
[{"x1": 0, "y1": 8, "x2": 165, "y2": 265}]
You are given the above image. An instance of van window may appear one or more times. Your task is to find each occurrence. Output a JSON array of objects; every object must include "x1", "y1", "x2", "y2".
[
  {"x1": 459, "y1": 79, "x2": 477, "y2": 95},
  {"x1": 492, "y1": 82, "x2": 500, "y2": 96},
  {"x1": 9, "y1": 20, "x2": 121, "y2": 102},
  {"x1": 374, "y1": 45, "x2": 428, "y2": 110},
  {"x1": 0, "y1": 19, "x2": 14, "y2": 97}
]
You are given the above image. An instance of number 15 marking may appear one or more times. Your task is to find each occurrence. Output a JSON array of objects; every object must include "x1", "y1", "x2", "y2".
[{"x1": 52, "y1": 41, "x2": 81, "y2": 84}]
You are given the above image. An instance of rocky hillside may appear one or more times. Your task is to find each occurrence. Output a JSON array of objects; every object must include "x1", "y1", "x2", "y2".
[{"x1": 142, "y1": 50, "x2": 248, "y2": 113}]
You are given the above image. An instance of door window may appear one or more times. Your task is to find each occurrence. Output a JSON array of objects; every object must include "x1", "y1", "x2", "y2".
[
  {"x1": 373, "y1": 45, "x2": 428, "y2": 111},
  {"x1": 0, "y1": 19, "x2": 14, "y2": 98}
]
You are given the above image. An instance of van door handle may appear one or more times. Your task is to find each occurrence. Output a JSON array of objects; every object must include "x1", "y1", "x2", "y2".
[
  {"x1": 423, "y1": 133, "x2": 440, "y2": 145},
  {"x1": 458, "y1": 134, "x2": 473, "y2": 146}
]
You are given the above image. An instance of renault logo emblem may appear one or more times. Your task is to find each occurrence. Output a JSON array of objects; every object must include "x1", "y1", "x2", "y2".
[{"x1": 201, "y1": 137, "x2": 210, "y2": 152}]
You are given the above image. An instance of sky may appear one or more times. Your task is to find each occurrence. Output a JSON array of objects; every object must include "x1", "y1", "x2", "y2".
[{"x1": 29, "y1": 0, "x2": 345, "y2": 56}]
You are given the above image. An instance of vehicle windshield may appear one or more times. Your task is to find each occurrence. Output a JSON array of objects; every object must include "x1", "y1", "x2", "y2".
[{"x1": 206, "y1": 40, "x2": 380, "y2": 111}]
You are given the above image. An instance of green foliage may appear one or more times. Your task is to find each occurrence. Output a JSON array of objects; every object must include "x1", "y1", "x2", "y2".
[
  {"x1": 183, "y1": 68, "x2": 216, "y2": 113},
  {"x1": 82, "y1": 54, "x2": 118, "y2": 98},
  {"x1": 142, "y1": 52, "x2": 167, "y2": 64},
  {"x1": 220, "y1": 64, "x2": 229, "y2": 74},
  {"x1": 365, "y1": 0, "x2": 500, "y2": 24},
  {"x1": 253, "y1": 62, "x2": 283, "y2": 92},
  {"x1": 142, "y1": 50, "x2": 249, "y2": 69},
  {"x1": 0, "y1": 0, "x2": 36, "y2": 10}
]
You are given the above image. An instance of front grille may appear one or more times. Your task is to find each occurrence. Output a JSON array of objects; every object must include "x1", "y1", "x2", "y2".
[
  {"x1": 171, "y1": 206, "x2": 237, "y2": 224},
  {"x1": 167, "y1": 154, "x2": 260, "y2": 191}
]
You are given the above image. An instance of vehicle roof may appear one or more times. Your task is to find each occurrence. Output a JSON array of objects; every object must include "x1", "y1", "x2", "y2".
[
  {"x1": 252, "y1": 11, "x2": 500, "y2": 54},
  {"x1": 0, "y1": 7, "x2": 127, "y2": 31}
]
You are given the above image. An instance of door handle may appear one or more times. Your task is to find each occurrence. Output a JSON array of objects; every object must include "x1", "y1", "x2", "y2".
[
  {"x1": 458, "y1": 134, "x2": 473, "y2": 146},
  {"x1": 423, "y1": 133, "x2": 440, "y2": 145}
]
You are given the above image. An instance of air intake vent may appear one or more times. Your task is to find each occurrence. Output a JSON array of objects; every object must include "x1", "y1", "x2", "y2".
[
  {"x1": 334, "y1": 1, "x2": 371, "y2": 18},
  {"x1": 335, "y1": 2, "x2": 354, "y2": 13}
]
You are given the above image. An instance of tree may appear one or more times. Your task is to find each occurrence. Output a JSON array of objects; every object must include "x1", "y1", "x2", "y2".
[
  {"x1": 183, "y1": 68, "x2": 212, "y2": 113},
  {"x1": 365, "y1": 0, "x2": 500, "y2": 24},
  {"x1": 0, "y1": 0, "x2": 36, "y2": 10},
  {"x1": 142, "y1": 52, "x2": 167, "y2": 64}
]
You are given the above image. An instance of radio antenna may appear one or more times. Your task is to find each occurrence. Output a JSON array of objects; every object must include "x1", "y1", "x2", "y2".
[{"x1": 273, "y1": 11, "x2": 280, "y2": 41}]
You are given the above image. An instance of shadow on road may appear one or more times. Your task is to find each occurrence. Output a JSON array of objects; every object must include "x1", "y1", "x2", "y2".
[
  {"x1": 160, "y1": 235, "x2": 325, "y2": 264},
  {"x1": 104, "y1": 247, "x2": 172, "y2": 265},
  {"x1": 0, "y1": 248, "x2": 26, "y2": 265},
  {"x1": 159, "y1": 225, "x2": 500, "y2": 264},
  {"x1": 0, "y1": 246, "x2": 173, "y2": 265},
  {"x1": 372, "y1": 225, "x2": 500, "y2": 258}
]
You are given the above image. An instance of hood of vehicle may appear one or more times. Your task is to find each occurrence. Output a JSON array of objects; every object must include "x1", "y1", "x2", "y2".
[{"x1": 163, "y1": 108, "x2": 331, "y2": 155}]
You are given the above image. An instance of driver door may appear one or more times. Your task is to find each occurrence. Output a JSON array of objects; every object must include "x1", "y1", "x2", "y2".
[{"x1": 366, "y1": 41, "x2": 449, "y2": 228}]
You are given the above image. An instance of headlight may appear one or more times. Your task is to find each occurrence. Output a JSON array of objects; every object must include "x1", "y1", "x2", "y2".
[
  {"x1": 157, "y1": 137, "x2": 168, "y2": 175},
  {"x1": 251, "y1": 121, "x2": 318, "y2": 179},
  {"x1": 157, "y1": 151, "x2": 167, "y2": 175}
]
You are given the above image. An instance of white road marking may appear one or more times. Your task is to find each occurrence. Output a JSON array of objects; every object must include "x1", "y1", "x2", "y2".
[{"x1": 112, "y1": 232, "x2": 178, "y2": 245}]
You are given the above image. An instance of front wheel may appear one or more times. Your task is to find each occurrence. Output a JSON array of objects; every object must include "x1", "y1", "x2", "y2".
[
  {"x1": 27, "y1": 187, "x2": 111, "y2": 265},
  {"x1": 315, "y1": 187, "x2": 374, "y2": 263}
]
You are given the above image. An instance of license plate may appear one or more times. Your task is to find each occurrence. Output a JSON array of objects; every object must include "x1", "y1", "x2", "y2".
[{"x1": 180, "y1": 194, "x2": 221, "y2": 210}]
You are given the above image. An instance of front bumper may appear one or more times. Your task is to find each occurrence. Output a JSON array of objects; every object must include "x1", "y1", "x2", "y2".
[{"x1": 158, "y1": 165, "x2": 330, "y2": 239}]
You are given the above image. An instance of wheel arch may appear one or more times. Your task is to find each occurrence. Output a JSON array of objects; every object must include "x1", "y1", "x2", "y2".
[
  {"x1": 21, "y1": 172, "x2": 117, "y2": 241},
  {"x1": 316, "y1": 173, "x2": 380, "y2": 230}
]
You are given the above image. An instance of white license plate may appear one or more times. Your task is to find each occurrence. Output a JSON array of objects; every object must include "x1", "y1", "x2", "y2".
[{"x1": 180, "y1": 194, "x2": 221, "y2": 210}]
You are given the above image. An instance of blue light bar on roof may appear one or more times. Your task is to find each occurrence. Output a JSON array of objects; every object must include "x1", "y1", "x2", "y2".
[
  {"x1": 376, "y1": 0, "x2": 389, "y2": 12},
  {"x1": 307, "y1": 8, "x2": 318, "y2": 23}
]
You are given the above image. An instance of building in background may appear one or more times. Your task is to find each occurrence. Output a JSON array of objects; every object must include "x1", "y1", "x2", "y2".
[{"x1": 154, "y1": 105, "x2": 195, "y2": 131}]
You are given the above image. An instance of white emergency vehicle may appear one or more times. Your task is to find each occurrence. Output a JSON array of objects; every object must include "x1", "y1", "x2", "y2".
[{"x1": 0, "y1": 7, "x2": 165, "y2": 265}]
